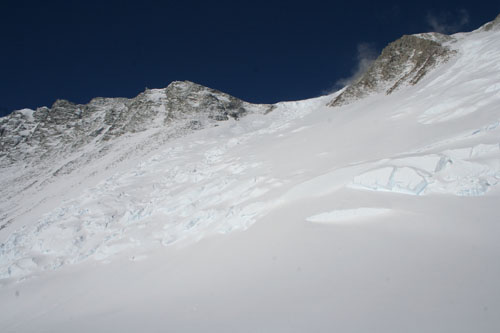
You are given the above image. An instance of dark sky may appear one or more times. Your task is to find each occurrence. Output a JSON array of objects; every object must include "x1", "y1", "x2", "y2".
[{"x1": 1, "y1": 1, "x2": 499, "y2": 116}]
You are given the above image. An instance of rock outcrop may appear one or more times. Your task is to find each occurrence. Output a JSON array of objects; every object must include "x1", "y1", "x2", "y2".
[
  {"x1": 0, "y1": 81, "x2": 274, "y2": 168},
  {"x1": 482, "y1": 13, "x2": 500, "y2": 31},
  {"x1": 328, "y1": 34, "x2": 456, "y2": 107}
]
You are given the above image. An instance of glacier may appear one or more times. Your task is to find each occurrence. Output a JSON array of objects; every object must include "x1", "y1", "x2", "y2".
[{"x1": 0, "y1": 14, "x2": 500, "y2": 333}]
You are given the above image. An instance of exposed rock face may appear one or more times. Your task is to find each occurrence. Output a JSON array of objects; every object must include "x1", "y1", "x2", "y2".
[
  {"x1": 482, "y1": 13, "x2": 500, "y2": 31},
  {"x1": 0, "y1": 81, "x2": 274, "y2": 168},
  {"x1": 0, "y1": 81, "x2": 274, "y2": 214},
  {"x1": 328, "y1": 34, "x2": 456, "y2": 107}
]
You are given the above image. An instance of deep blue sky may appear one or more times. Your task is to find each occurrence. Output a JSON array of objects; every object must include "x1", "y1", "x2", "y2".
[{"x1": 1, "y1": 1, "x2": 499, "y2": 116}]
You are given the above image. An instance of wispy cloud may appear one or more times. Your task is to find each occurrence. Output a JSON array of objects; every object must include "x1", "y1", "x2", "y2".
[
  {"x1": 325, "y1": 42, "x2": 378, "y2": 94},
  {"x1": 426, "y1": 9, "x2": 470, "y2": 34}
]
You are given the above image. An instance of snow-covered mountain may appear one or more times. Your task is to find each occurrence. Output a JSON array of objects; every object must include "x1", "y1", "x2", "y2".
[
  {"x1": 1, "y1": 14, "x2": 500, "y2": 333},
  {"x1": 328, "y1": 32, "x2": 456, "y2": 106},
  {"x1": 0, "y1": 81, "x2": 274, "y2": 242},
  {"x1": 0, "y1": 81, "x2": 273, "y2": 225}
]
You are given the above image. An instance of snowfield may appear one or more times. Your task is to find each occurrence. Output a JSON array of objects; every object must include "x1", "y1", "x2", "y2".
[{"x1": 1, "y1": 19, "x2": 500, "y2": 332}]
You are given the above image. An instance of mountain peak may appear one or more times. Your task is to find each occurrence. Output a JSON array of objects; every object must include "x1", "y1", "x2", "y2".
[
  {"x1": 328, "y1": 33, "x2": 456, "y2": 107},
  {"x1": 166, "y1": 80, "x2": 201, "y2": 89},
  {"x1": 0, "y1": 80, "x2": 273, "y2": 171}
]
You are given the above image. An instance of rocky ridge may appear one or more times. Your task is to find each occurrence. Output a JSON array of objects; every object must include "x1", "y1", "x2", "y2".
[
  {"x1": 0, "y1": 81, "x2": 274, "y2": 168},
  {"x1": 329, "y1": 13, "x2": 500, "y2": 107},
  {"x1": 328, "y1": 33, "x2": 457, "y2": 107}
]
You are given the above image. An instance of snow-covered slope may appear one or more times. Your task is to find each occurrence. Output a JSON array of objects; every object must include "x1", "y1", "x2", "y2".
[
  {"x1": 1, "y1": 15, "x2": 500, "y2": 333},
  {"x1": 0, "y1": 81, "x2": 273, "y2": 241}
]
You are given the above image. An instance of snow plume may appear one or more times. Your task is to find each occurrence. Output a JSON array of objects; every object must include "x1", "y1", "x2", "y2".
[
  {"x1": 426, "y1": 9, "x2": 470, "y2": 34},
  {"x1": 333, "y1": 42, "x2": 378, "y2": 90}
]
